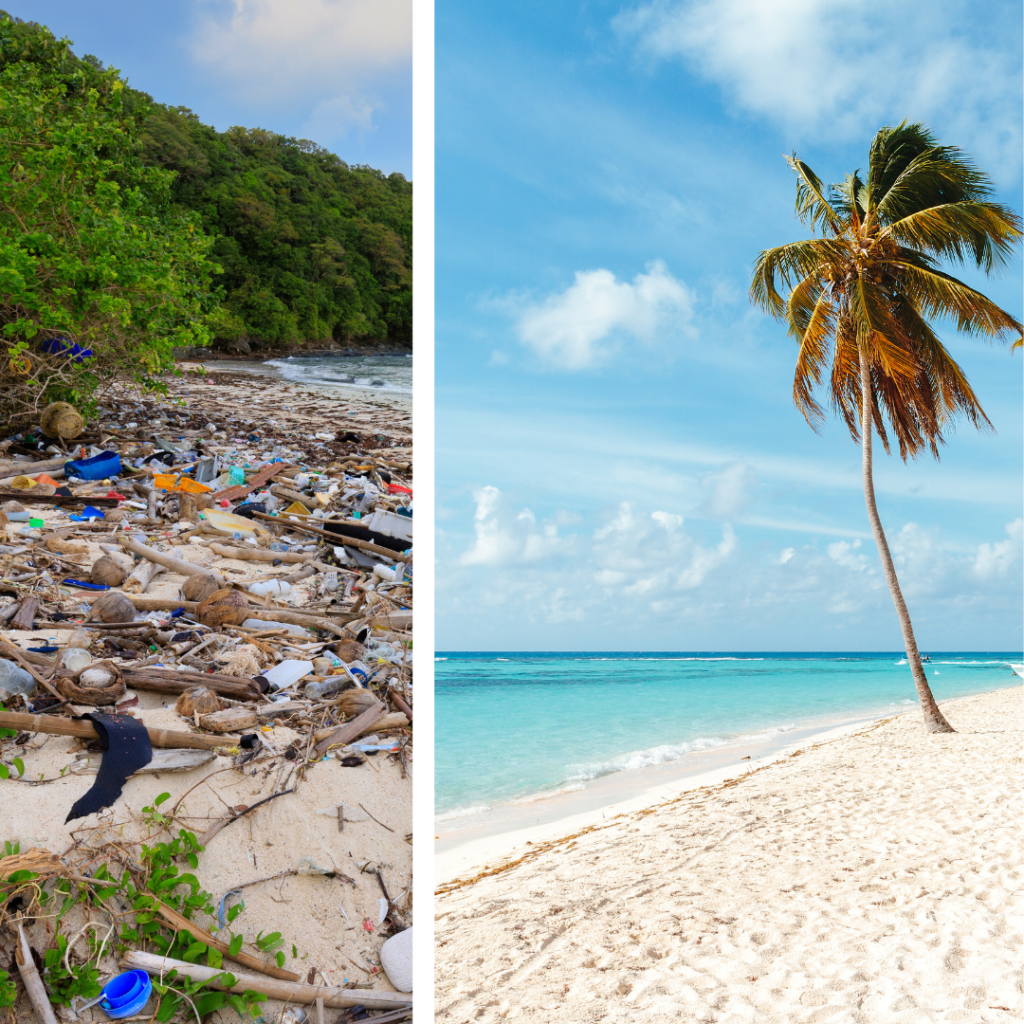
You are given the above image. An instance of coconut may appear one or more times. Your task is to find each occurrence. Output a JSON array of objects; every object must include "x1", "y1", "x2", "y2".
[
  {"x1": 196, "y1": 588, "x2": 249, "y2": 628},
  {"x1": 104, "y1": 508, "x2": 127, "y2": 523},
  {"x1": 89, "y1": 591, "x2": 135, "y2": 624},
  {"x1": 332, "y1": 638, "x2": 366, "y2": 664},
  {"x1": 78, "y1": 666, "x2": 116, "y2": 690},
  {"x1": 57, "y1": 661, "x2": 124, "y2": 705},
  {"x1": 1, "y1": 500, "x2": 25, "y2": 513},
  {"x1": 333, "y1": 688, "x2": 380, "y2": 717},
  {"x1": 90, "y1": 555, "x2": 128, "y2": 587},
  {"x1": 175, "y1": 686, "x2": 222, "y2": 717},
  {"x1": 183, "y1": 574, "x2": 221, "y2": 604}
]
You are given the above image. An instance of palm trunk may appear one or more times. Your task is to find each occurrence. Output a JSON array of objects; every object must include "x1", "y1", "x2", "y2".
[{"x1": 858, "y1": 350, "x2": 955, "y2": 733}]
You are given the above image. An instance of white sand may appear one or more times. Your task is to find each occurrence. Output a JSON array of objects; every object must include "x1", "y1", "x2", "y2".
[{"x1": 434, "y1": 687, "x2": 1023, "y2": 1023}]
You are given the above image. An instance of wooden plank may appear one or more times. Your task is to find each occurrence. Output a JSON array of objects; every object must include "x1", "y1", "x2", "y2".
[
  {"x1": 314, "y1": 701, "x2": 386, "y2": 755},
  {"x1": 210, "y1": 462, "x2": 289, "y2": 503}
]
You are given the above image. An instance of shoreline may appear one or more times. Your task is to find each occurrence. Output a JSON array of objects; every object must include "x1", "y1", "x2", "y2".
[
  {"x1": 435, "y1": 686, "x2": 1023, "y2": 1021},
  {"x1": 435, "y1": 681, "x2": 1021, "y2": 886}
]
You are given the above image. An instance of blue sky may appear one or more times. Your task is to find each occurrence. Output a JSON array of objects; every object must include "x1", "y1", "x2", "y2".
[
  {"x1": 7, "y1": 0, "x2": 411, "y2": 175},
  {"x1": 435, "y1": 0, "x2": 1023, "y2": 651}
]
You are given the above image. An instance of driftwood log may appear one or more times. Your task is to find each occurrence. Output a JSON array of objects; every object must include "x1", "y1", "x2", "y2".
[
  {"x1": 0, "y1": 711, "x2": 239, "y2": 751},
  {"x1": 121, "y1": 952, "x2": 411, "y2": 1010}
]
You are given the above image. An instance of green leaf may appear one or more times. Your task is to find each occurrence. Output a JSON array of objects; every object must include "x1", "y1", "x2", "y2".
[
  {"x1": 276, "y1": 951, "x2": 285, "y2": 968},
  {"x1": 181, "y1": 941, "x2": 207, "y2": 964},
  {"x1": 228, "y1": 933, "x2": 243, "y2": 957},
  {"x1": 0, "y1": 765, "x2": 9, "y2": 781},
  {"x1": 206, "y1": 947, "x2": 222, "y2": 970},
  {"x1": 154, "y1": 791, "x2": 171, "y2": 806}
]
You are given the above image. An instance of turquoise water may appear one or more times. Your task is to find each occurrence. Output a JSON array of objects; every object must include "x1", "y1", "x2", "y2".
[{"x1": 435, "y1": 652, "x2": 1022, "y2": 817}]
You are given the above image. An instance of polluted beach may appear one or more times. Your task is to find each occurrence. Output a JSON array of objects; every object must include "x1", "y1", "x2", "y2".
[{"x1": 0, "y1": 369, "x2": 413, "y2": 1022}]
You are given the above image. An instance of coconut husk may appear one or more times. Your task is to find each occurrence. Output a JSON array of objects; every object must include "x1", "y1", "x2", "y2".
[
  {"x1": 104, "y1": 508, "x2": 127, "y2": 523},
  {"x1": 57, "y1": 661, "x2": 125, "y2": 705},
  {"x1": 90, "y1": 555, "x2": 128, "y2": 587},
  {"x1": 332, "y1": 638, "x2": 366, "y2": 663},
  {"x1": 88, "y1": 591, "x2": 136, "y2": 623},
  {"x1": 40, "y1": 401, "x2": 85, "y2": 440},
  {"x1": 196, "y1": 588, "x2": 249, "y2": 628},
  {"x1": 175, "y1": 686, "x2": 222, "y2": 717},
  {"x1": 46, "y1": 536, "x2": 88, "y2": 556},
  {"x1": 331, "y1": 687, "x2": 379, "y2": 717},
  {"x1": 183, "y1": 574, "x2": 221, "y2": 604},
  {"x1": 1, "y1": 500, "x2": 25, "y2": 513},
  {"x1": 222, "y1": 645, "x2": 263, "y2": 678}
]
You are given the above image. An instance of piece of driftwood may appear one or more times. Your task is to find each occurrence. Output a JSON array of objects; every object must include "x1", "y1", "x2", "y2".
[
  {"x1": 388, "y1": 686, "x2": 413, "y2": 721},
  {"x1": 122, "y1": 669, "x2": 260, "y2": 701},
  {"x1": 123, "y1": 557, "x2": 164, "y2": 594},
  {"x1": 314, "y1": 701, "x2": 386, "y2": 755},
  {"x1": 251, "y1": 512, "x2": 410, "y2": 561},
  {"x1": 152, "y1": 902, "x2": 300, "y2": 982},
  {"x1": 209, "y1": 461, "x2": 289, "y2": 503},
  {"x1": 16, "y1": 920, "x2": 59, "y2": 1024},
  {"x1": 199, "y1": 706, "x2": 258, "y2": 733},
  {"x1": 0, "y1": 492, "x2": 119, "y2": 507},
  {"x1": 11, "y1": 596, "x2": 38, "y2": 631},
  {"x1": 209, "y1": 543, "x2": 312, "y2": 564},
  {"x1": 120, "y1": 535, "x2": 224, "y2": 582},
  {"x1": 0, "y1": 711, "x2": 238, "y2": 751},
  {"x1": 0, "y1": 639, "x2": 63, "y2": 699},
  {"x1": 256, "y1": 700, "x2": 306, "y2": 719},
  {"x1": 312, "y1": 712, "x2": 407, "y2": 744},
  {"x1": 121, "y1": 952, "x2": 411, "y2": 1010},
  {"x1": 74, "y1": 748, "x2": 217, "y2": 774}
]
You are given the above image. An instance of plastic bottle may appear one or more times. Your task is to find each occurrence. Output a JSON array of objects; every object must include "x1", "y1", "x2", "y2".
[
  {"x1": 347, "y1": 660, "x2": 370, "y2": 684},
  {"x1": 262, "y1": 660, "x2": 314, "y2": 691},
  {"x1": 247, "y1": 579, "x2": 292, "y2": 598},
  {"x1": 0, "y1": 659, "x2": 36, "y2": 700},
  {"x1": 304, "y1": 677, "x2": 346, "y2": 700}
]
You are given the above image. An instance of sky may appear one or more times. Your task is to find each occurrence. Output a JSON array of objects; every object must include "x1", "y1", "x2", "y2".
[
  {"x1": 435, "y1": 0, "x2": 1024, "y2": 651},
  {"x1": 6, "y1": 0, "x2": 411, "y2": 176}
]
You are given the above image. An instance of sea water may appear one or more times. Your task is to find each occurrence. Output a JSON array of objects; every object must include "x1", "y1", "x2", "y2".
[
  {"x1": 435, "y1": 652, "x2": 1022, "y2": 818},
  {"x1": 228, "y1": 353, "x2": 411, "y2": 397}
]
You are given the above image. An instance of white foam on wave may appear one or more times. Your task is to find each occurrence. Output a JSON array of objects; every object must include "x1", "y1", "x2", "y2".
[
  {"x1": 566, "y1": 735, "x2": 729, "y2": 781},
  {"x1": 435, "y1": 657, "x2": 448, "y2": 662},
  {"x1": 435, "y1": 803, "x2": 492, "y2": 822}
]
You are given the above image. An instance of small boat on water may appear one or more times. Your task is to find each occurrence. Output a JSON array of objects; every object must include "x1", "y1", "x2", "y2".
[
  {"x1": 921, "y1": 654, "x2": 931, "y2": 663},
  {"x1": 1011, "y1": 664, "x2": 1024, "y2": 680}
]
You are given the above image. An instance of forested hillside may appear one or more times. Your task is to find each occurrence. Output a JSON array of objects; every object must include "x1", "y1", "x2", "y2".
[
  {"x1": 0, "y1": 10, "x2": 411, "y2": 355},
  {"x1": 138, "y1": 104, "x2": 412, "y2": 349}
]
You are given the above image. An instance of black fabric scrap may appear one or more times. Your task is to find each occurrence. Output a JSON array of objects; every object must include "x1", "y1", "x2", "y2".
[
  {"x1": 65, "y1": 713, "x2": 152, "y2": 823},
  {"x1": 321, "y1": 520, "x2": 408, "y2": 552}
]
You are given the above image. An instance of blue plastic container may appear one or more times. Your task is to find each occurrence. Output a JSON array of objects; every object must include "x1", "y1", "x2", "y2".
[
  {"x1": 65, "y1": 451, "x2": 122, "y2": 481},
  {"x1": 98, "y1": 970, "x2": 152, "y2": 1019}
]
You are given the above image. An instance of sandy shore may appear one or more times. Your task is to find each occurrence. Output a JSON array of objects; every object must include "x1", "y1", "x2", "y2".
[{"x1": 434, "y1": 686, "x2": 1023, "y2": 1023}]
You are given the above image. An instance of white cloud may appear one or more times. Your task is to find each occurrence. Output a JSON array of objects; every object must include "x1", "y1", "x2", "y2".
[
  {"x1": 614, "y1": 0, "x2": 1022, "y2": 178},
  {"x1": 699, "y1": 462, "x2": 756, "y2": 519},
  {"x1": 515, "y1": 261, "x2": 692, "y2": 370},
  {"x1": 973, "y1": 518, "x2": 1023, "y2": 580},
  {"x1": 190, "y1": 0, "x2": 410, "y2": 134},
  {"x1": 827, "y1": 538, "x2": 869, "y2": 572}
]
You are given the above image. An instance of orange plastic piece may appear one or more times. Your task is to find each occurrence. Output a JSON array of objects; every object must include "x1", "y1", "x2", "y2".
[{"x1": 34, "y1": 474, "x2": 61, "y2": 487}]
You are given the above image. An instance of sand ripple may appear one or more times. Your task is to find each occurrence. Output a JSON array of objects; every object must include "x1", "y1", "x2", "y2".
[{"x1": 435, "y1": 687, "x2": 1023, "y2": 1023}]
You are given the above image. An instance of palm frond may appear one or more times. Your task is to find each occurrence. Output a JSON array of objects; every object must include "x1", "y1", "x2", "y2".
[
  {"x1": 750, "y1": 238, "x2": 844, "y2": 317},
  {"x1": 784, "y1": 154, "x2": 842, "y2": 234},
  {"x1": 786, "y1": 276, "x2": 836, "y2": 427},
  {"x1": 882, "y1": 201, "x2": 1022, "y2": 272},
  {"x1": 887, "y1": 260, "x2": 1024, "y2": 339}
]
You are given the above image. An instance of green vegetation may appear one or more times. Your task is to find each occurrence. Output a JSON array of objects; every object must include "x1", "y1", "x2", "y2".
[
  {"x1": 140, "y1": 108, "x2": 412, "y2": 350},
  {"x1": 0, "y1": 11, "x2": 217, "y2": 423},
  {"x1": 752, "y1": 122, "x2": 1022, "y2": 733},
  {"x1": 0, "y1": 10, "x2": 410, "y2": 422}
]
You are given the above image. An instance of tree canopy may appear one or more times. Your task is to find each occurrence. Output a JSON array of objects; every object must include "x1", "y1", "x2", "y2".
[{"x1": 0, "y1": 11, "x2": 217, "y2": 422}]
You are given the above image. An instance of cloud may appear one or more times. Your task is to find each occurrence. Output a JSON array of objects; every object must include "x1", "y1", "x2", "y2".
[
  {"x1": 973, "y1": 518, "x2": 1023, "y2": 580},
  {"x1": 439, "y1": 483, "x2": 1023, "y2": 648},
  {"x1": 514, "y1": 261, "x2": 692, "y2": 369},
  {"x1": 190, "y1": 0, "x2": 410, "y2": 136},
  {"x1": 614, "y1": 0, "x2": 1022, "y2": 178},
  {"x1": 699, "y1": 462, "x2": 757, "y2": 519}
]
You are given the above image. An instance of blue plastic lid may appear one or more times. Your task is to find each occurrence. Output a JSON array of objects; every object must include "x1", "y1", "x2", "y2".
[{"x1": 99, "y1": 970, "x2": 151, "y2": 1019}]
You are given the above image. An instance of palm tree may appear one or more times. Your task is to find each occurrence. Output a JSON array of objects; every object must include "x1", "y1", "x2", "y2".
[{"x1": 751, "y1": 123, "x2": 1022, "y2": 734}]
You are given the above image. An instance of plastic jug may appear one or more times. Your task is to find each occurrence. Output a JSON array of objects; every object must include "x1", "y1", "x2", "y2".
[
  {"x1": 262, "y1": 660, "x2": 314, "y2": 691},
  {"x1": 58, "y1": 648, "x2": 92, "y2": 676},
  {"x1": 0, "y1": 659, "x2": 36, "y2": 700}
]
